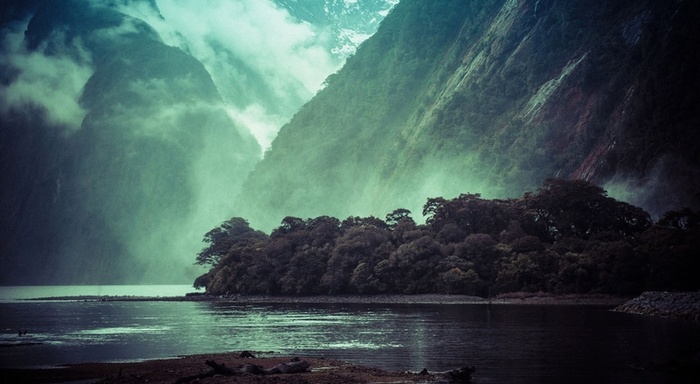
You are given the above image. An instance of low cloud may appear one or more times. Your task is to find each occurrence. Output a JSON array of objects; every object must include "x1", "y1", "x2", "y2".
[
  {"x1": 2, "y1": 0, "x2": 388, "y2": 146},
  {"x1": 604, "y1": 155, "x2": 700, "y2": 221},
  {"x1": 1, "y1": 0, "x2": 390, "y2": 283},
  {"x1": 152, "y1": 0, "x2": 338, "y2": 95},
  {"x1": 225, "y1": 103, "x2": 285, "y2": 151},
  {"x1": 0, "y1": 20, "x2": 93, "y2": 132},
  {"x1": 112, "y1": 0, "x2": 342, "y2": 148}
]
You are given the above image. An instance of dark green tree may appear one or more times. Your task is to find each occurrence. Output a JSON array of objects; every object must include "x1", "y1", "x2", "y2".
[
  {"x1": 196, "y1": 217, "x2": 267, "y2": 266},
  {"x1": 520, "y1": 178, "x2": 652, "y2": 241},
  {"x1": 385, "y1": 208, "x2": 414, "y2": 229}
]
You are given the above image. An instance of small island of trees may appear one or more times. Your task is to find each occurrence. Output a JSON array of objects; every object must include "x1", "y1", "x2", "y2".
[{"x1": 194, "y1": 179, "x2": 699, "y2": 297}]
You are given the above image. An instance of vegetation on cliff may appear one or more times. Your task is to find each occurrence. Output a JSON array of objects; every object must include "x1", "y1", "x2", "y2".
[
  {"x1": 196, "y1": 179, "x2": 700, "y2": 297},
  {"x1": 236, "y1": 0, "x2": 700, "y2": 231}
]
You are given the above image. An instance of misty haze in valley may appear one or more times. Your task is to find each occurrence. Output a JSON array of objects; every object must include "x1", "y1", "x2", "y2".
[
  {"x1": 1, "y1": 0, "x2": 699, "y2": 286},
  {"x1": 1, "y1": 0, "x2": 396, "y2": 284}
]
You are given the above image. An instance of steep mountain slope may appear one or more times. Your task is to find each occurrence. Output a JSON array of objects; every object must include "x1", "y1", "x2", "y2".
[
  {"x1": 237, "y1": 0, "x2": 700, "y2": 231},
  {"x1": 1, "y1": 0, "x2": 395, "y2": 284},
  {"x1": 1, "y1": 1, "x2": 260, "y2": 284}
]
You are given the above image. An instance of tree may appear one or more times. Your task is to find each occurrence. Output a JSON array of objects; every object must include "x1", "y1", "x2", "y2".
[
  {"x1": 196, "y1": 217, "x2": 267, "y2": 266},
  {"x1": 439, "y1": 267, "x2": 483, "y2": 295},
  {"x1": 423, "y1": 194, "x2": 516, "y2": 236},
  {"x1": 321, "y1": 225, "x2": 391, "y2": 293},
  {"x1": 520, "y1": 178, "x2": 652, "y2": 241},
  {"x1": 340, "y1": 215, "x2": 389, "y2": 231},
  {"x1": 306, "y1": 216, "x2": 342, "y2": 247},
  {"x1": 387, "y1": 235, "x2": 444, "y2": 293},
  {"x1": 423, "y1": 196, "x2": 449, "y2": 229},
  {"x1": 273, "y1": 216, "x2": 306, "y2": 236},
  {"x1": 196, "y1": 178, "x2": 700, "y2": 297},
  {"x1": 385, "y1": 208, "x2": 414, "y2": 229},
  {"x1": 657, "y1": 208, "x2": 700, "y2": 230}
]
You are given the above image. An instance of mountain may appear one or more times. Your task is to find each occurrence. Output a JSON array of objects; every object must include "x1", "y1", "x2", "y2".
[
  {"x1": 273, "y1": 0, "x2": 398, "y2": 57},
  {"x1": 1, "y1": 1, "x2": 261, "y2": 284},
  {"x1": 140, "y1": 0, "x2": 399, "y2": 149},
  {"x1": 236, "y1": 0, "x2": 700, "y2": 231},
  {"x1": 0, "y1": 0, "x2": 393, "y2": 284},
  {"x1": 3, "y1": 0, "x2": 699, "y2": 284}
]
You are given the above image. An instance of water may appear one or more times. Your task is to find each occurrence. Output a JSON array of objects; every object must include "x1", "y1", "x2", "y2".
[
  {"x1": 1, "y1": 286, "x2": 699, "y2": 383},
  {"x1": 0, "y1": 285, "x2": 199, "y2": 301}
]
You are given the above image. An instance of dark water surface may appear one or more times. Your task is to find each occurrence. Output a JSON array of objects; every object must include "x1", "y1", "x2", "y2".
[{"x1": 1, "y1": 295, "x2": 699, "y2": 383}]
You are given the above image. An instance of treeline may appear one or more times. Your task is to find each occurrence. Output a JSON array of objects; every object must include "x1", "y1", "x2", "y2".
[{"x1": 195, "y1": 179, "x2": 700, "y2": 297}]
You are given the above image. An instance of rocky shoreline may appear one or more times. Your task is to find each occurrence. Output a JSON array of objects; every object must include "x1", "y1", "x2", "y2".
[
  {"x1": 614, "y1": 291, "x2": 700, "y2": 320},
  {"x1": 0, "y1": 353, "x2": 473, "y2": 384}
]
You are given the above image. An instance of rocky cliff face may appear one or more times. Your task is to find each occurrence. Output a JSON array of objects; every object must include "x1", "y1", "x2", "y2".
[{"x1": 236, "y1": 0, "x2": 700, "y2": 231}]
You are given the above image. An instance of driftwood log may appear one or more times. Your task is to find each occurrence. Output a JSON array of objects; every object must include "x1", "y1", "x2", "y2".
[
  {"x1": 239, "y1": 350, "x2": 256, "y2": 358},
  {"x1": 174, "y1": 359, "x2": 310, "y2": 383},
  {"x1": 424, "y1": 366, "x2": 475, "y2": 383},
  {"x1": 445, "y1": 366, "x2": 476, "y2": 383}
]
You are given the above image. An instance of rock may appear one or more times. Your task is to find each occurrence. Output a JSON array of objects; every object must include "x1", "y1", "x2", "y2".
[
  {"x1": 239, "y1": 350, "x2": 256, "y2": 358},
  {"x1": 614, "y1": 292, "x2": 700, "y2": 320}
]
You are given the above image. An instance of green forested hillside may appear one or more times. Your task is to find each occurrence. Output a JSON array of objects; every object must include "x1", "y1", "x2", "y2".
[{"x1": 236, "y1": 0, "x2": 700, "y2": 231}]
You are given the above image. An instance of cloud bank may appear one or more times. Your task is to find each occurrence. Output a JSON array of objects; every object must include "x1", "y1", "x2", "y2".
[
  {"x1": 111, "y1": 0, "x2": 345, "y2": 150},
  {"x1": 0, "y1": 0, "x2": 393, "y2": 284},
  {"x1": 0, "y1": 0, "x2": 395, "y2": 149},
  {"x1": 0, "y1": 19, "x2": 92, "y2": 132}
]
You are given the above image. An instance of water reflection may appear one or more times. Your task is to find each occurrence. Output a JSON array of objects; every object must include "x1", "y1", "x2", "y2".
[
  {"x1": 1, "y1": 300, "x2": 699, "y2": 383},
  {"x1": 205, "y1": 303, "x2": 408, "y2": 354}
]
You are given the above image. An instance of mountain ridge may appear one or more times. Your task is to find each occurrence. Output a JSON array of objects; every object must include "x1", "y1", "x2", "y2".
[
  {"x1": 0, "y1": 0, "x2": 395, "y2": 284},
  {"x1": 236, "y1": 0, "x2": 700, "y2": 231}
]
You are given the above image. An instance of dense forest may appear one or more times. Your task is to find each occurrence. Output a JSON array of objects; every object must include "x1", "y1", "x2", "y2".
[{"x1": 195, "y1": 179, "x2": 700, "y2": 297}]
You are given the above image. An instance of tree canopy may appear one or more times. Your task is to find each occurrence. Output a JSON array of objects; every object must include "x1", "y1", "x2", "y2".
[{"x1": 196, "y1": 179, "x2": 698, "y2": 296}]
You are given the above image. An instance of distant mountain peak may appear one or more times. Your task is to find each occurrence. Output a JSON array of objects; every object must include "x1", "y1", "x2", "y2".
[{"x1": 274, "y1": 0, "x2": 398, "y2": 59}]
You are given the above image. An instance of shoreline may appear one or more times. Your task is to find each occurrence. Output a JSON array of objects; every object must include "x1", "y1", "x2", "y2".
[
  {"x1": 613, "y1": 291, "x2": 700, "y2": 320},
  {"x1": 4, "y1": 293, "x2": 697, "y2": 382},
  {"x1": 0, "y1": 352, "x2": 468, "y2": 384},
  {"x1": 25, "y1": 292, "x2": 629, "y2": 306}
]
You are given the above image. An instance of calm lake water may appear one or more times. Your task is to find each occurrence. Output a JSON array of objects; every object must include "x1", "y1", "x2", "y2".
[{"x1": 1, "y1": 286, "x2": 699, "y2": 383}]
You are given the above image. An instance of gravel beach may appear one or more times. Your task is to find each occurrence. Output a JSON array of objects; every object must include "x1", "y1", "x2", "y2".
[{"x1": 614, "y1": 291, "x2": 700, "y2": 320}]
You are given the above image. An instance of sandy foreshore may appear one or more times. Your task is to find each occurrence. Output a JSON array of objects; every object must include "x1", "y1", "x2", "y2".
[{"x1": 0, "y1": 353, "x2": 464, "y2": 383}]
